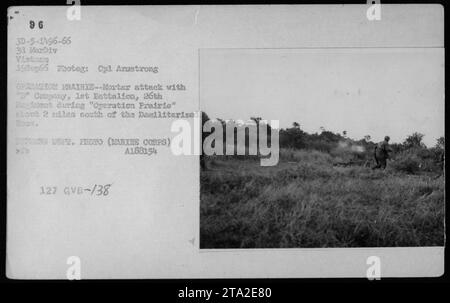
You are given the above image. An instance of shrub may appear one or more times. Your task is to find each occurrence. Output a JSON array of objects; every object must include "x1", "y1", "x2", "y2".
[
  {"x1": 391, "y1": 155, "x2": 421, "y2": 174},
  {"x1": 391, "y1": 147, "x2": 443, "y2": 174}
]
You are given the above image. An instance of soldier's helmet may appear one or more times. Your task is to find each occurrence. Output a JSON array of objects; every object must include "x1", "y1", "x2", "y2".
[{"x1": 384, "y1": 136, "x2": 390, "y2": 142}]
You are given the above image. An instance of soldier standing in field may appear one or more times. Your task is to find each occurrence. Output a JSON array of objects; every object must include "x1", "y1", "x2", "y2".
[{"x1": 372, "y1": 136, "x2": 392, "y2": 170}]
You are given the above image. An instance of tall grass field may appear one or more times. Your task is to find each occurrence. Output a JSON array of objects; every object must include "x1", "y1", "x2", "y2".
[{"x1": 200, "y1": 149, "x2": 445, "y2": 248}]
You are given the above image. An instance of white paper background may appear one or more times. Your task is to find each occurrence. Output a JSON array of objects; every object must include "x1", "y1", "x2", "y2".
[{"x1": 7, "y1": 5, "x2": 444, "y2": 279}]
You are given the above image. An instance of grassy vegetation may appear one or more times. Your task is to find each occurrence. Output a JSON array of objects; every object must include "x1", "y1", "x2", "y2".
[{"x1": 200, "y1": 149, "x2": 445, "y2": 248}]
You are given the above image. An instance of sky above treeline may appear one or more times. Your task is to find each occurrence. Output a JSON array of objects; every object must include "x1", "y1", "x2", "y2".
[{"x1": 201, "y1": 48, "x2": 444, "y2": 147}]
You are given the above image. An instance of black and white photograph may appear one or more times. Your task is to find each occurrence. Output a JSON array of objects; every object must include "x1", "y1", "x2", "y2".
[
  {"x1": 3, "y1": 2, "x2": 447, "y2": 285},
  {"x1": 200, "y1": 48, "x2": 445, "y2": 249}
]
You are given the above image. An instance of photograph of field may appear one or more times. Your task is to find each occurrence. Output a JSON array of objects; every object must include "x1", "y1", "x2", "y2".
[
  {"x1": 200, "y1": 145, "x2": 444, "y2": 248},
  {"x1": 199, "y1": 48, "x2": 445, "y2": 249}
]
